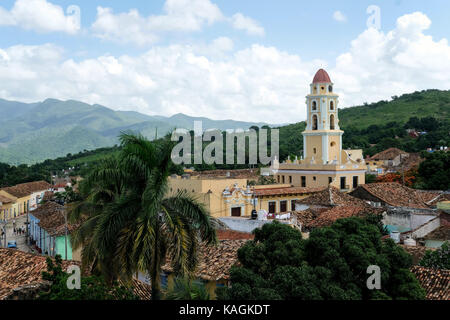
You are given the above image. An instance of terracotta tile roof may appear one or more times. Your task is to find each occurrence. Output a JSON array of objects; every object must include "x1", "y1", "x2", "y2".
[
  {"x1": 385, "y1": 152, "x2": 424, "y2": 172},
  {"x1": 217, "y1": 229, "x2": 254, "y2": 240},
  {"x1": 368, "y1": 148, "x2": 407, "y2": 161},
  {"x1": 423, "y1": 226, "x2": 450, "y2": 241},
  {"x1": 0, "y1": 195, "x2": 13, "y2": 204},
  {"x1": 30, "y1": 202, "x2": 79, "y2": 237},
  {"x1": 30, "y1": 201, "x2": 63, "y2": 221},
  {"x1": 359, "y1": 183, "x2": 429, "y2": 209},
  {"x1": 0, "y1": 248, "x2": 150, "y2": 300},
  {"x1": 189, "y1": 169, "x2": 259, "y2": 179},
  {"x1": 297, "y1": 186, "x2": 370, "y2": 207},
  {"x1": 162, "y1": 239, "x2": 248, "y2": 281},
  {"x1": 253, "y1": 186, "x2": 326, "y2": 197},
  {"x1": 309, "y1": 206, "x2": 373, "y2": 228},
  {"x1": 42, "y1": 191, "x2": 55, "y2": 202},
  {"x1": 416, "y1": 191, "x2": 450, "y2": 207},
  {"x1": 0, "y1": 181, "x2": 50, "y2": 198},
  {"x1": 410, "y1": 266, "x2": 450, "y2": 300},
  {"x1": 0, "y1": 248, "x2": 75, "y2": 300},
  {"x1": 292, "y1": 209, "x2": 322, "y2": 228}
]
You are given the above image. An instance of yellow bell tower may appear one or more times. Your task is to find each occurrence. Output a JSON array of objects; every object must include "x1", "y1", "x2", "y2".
[
  {"x1": 274, "y1": 68, "x2": 366, "y2": 192},
  {"x1": 303, "y1": 69, "x2": 343, "y2": 165}
]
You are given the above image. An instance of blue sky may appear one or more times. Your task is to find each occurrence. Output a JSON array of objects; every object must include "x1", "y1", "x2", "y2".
[{"x1": 0, "y1": 0, "x2": 449, "y2": 123}]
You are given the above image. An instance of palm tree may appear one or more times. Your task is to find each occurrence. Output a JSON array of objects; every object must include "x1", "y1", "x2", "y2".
[
  {"x1": 164, "y1": 277, "x2": 210, "y2": 300},
  {"x1": 70, "y1": 133, "x2": 217, "y2": 300}
]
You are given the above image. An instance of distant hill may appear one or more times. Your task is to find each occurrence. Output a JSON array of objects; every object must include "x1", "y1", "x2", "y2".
[
  {"x1": 0, "y1": 98, "x2": 269, "y2": 164},
  {"x1": 338, "y1": 89, "x2": 450, "y2": 129},
  {"x1": 276, "y1": 89, "x2": 450, "y2": 160}
]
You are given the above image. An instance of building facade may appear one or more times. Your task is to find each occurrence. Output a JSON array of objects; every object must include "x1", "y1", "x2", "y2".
[
  {"x1": 169, "y1": 175, "x2": 325, "y2": 218},
  {"x1": 275, "y1": 69, "x2": 367, "y2": 191}
]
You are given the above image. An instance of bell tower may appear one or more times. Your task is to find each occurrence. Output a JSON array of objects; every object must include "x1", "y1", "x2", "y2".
[{"x1": 302, "y1": 69, "x2": 343, "y2": 165}]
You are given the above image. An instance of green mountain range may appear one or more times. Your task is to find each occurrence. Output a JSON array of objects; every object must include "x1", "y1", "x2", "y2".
[{"x1": 0, "y1": 98, "x2": 269, "y2": 164}]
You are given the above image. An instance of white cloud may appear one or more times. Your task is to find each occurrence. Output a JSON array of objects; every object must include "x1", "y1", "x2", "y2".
[
  {"x1": 0, "y1": 12, "x2": 449, "y2": 124},
  {"x1": 333, "y1": 11, "x2": 347, "y2": 23},
  {"x1": 92, "y1": 0, "x2": 225, "y2": 46},
  {"x1": 91, "y1": 0, "x2": 264, "y2": 46},
  {"x1": 0, "y1": 0, "x2": 80, "y2": 34},
  {"x1": 331, "y1": 11, "x2": 450, "y2": 107},
  {"x1": 230, "y1": 13, "x2": 265, "y2": 36}
]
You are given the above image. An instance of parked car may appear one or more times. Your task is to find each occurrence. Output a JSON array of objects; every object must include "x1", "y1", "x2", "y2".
[{"x1": 7, "y1": 241, "x2": 17, "y2": 249}]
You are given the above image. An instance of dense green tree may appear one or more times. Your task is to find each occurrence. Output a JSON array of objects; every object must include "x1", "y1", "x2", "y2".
[
  {"x1": 218, "y1": 218, "x2": 426, "y2": 300},
  {"x1": 419, "y1": 241, "x2": 450, "y2": 269},
  {"x1": 38, "y1": 255, "x2": 139, "y2": 300},
  {"x1": 69, "y1": 133, "x2": 216, "y2": 300},
  {"x1": 416, "y1": 151, "x2": 450, "y2": 190}
]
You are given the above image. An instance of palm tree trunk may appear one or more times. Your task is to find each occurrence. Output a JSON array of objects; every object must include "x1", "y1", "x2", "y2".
[{"x1": 151, "y1": 226, "x2": 162, "y2": 300}]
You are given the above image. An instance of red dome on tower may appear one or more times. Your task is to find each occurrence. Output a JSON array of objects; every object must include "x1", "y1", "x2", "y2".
[{"x1": 312, "y1": 69, "x2": 331, "y2": 83}]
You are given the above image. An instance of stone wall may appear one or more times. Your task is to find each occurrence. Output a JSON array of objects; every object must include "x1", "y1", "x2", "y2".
[{"x1": 383, "y1": 207, "x2": 438, "y2": 231}]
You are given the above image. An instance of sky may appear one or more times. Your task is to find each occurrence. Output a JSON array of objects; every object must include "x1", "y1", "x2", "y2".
[{"x1": 0, "y1": 0, "x2": 449, "y2": 123}]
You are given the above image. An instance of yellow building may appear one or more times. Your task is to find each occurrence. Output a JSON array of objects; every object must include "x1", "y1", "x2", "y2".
[
  {"x1": 0, "y1": 194, "x2": 15, "y2": 220},
  {"x1": 169, "y1": 175, "x2": 325, "y2": 218},
  {"x1": 0, "y1": 180, "x2": 51, "y2": 219},
  {"x1": 275, "y1": 69, "x2": 367, "y2": 191}
]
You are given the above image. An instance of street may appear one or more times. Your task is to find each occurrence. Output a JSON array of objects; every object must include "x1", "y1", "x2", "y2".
[{"x1": 1, "y1": 214, "x2": 32, "y2": 253}]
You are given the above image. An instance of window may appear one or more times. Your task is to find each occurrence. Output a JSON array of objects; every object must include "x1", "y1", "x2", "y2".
[
  {"x1": 353, "y1": 176, "x2": 359, "y2": 189},
  {"x1": 312, "y1": 101, "x2": 317, "y2": 110},
  {"x1": 328, "y1": 177, "x2": 332, "y2": 184},
  {"x1": 277, "y1": 175, "x2": 280, "y2": 183},
  {"x1": 282, "y1": 175, "x2": 285, "y2": 184},
  {"x1": 301, "y1": 176, "x2": 306, "y2": 187},
  {"x1": 280, "y1": 201, "x2": 287, "y2": 212},
  {"x1": 330, "y1": 114, "x2": 335, "y2": 130},
  {"x1": 312, "y1": 115, "x2": 318, "y2": 130},
  {"x1": 330, "y1": 141, "x2": 336, "y2": 147},
  {"x1": 291, "y1": 200, "x2": 296, "y2": 211},
  {"x1": 268, "y1": 202, "x2": 276, "y2": 214},
  {"x1": 340, "y1": 177, "x2": 346, "y2": 190},
  {"x1": 313, "y1": 176, "x2": 316, "y2": 181},
  {"x1": 329, "y1": 85, "x2": 333, "y2": 92},
  {"x1": 330, "y1": 101, "x2": 334, "y2": 110},
  {"x1": 289, "y1": 176, "x2": 292, "y2": 184},
  {"x1": 321, "y1": 86, "x2": 324, "y2": 91},
  {"x1": 313, "y1": 148, "x2": 317, "y2": 154}
]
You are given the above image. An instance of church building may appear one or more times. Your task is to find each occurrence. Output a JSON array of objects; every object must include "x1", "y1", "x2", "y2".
[{"x1": 274, "y1": 69, "x2": 366, "y2": 191}]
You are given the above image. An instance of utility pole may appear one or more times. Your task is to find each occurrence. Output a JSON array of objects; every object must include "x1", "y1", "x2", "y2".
[{"x1": 400, "y1": 154, "x2": 405, "y2": 186}]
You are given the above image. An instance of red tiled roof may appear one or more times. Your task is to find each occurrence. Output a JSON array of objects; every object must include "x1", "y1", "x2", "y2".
[
  {"x1": 162, "y1": 239, "x2": 248, "y2": 281},
  {"x1": 368, "y1": 148, "x2": 407, "y2": 161},
  {"x1": 30, "y1": 202, "x2": 80, "y2": 236},
  {"x1": 312, "y1": 69, "x2": 331, "y2": 83},
  {"x1": 189, "y1": 169, "x2": 259, "y2": 179},
  {"x1": 297, "y1": 186, "x2": 370, "y2": 207},
  {"x1": 254, "y1": 186, "x2": 326, "y2": 197},
  {"x1": 410, "y1": 266, "x2": 450, "y2": 300},
  {"x1": 217, "y1": 229, "x2": 254, "y2": 240},
  {"x1": 1, "y1": 181, "x2": 50, "y2": 198},
  {"x1": 0, "y1": 248, "x2": 76, "y2": 299},
  {"x1": 359, "y1": 183, "x2": 429, "y2": 209},
  {"x1": 309, "y1": 206, "x2": 371, "y2": 228}
]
